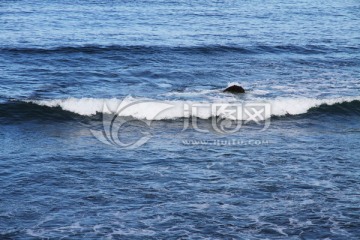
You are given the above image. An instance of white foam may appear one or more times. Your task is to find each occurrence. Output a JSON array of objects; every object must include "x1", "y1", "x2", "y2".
[
  {"x1": 163, "y1": 89, "x2": 218, "y2": 97},
  {"x1": 251, "y1": 89, "x2": 269, "y2": 95},
  {"x1": 27, "y1": 96, "x2": 360, "y2": 120},
  {"x1": 269, "y1": 96, "x2": 360, "y2": 116},
  {"x1": 157, "y1": 83, "x2": 172, "y2": 88},
  {"x1": 227, "y1": 81, "x2": 243, "y2": 87}
]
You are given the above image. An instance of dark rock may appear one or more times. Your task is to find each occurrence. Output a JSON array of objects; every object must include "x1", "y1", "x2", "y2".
[{"x1": 223, "y1": 85, "x2": 245, "y2": 93}]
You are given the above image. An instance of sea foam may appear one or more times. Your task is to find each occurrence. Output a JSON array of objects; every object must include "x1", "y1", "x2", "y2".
[{"x1": 28, "y1": 96, "x2": 360, "y2": 120}]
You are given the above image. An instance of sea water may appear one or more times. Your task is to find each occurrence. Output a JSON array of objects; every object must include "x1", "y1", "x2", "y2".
[{"x1": 1, "y1": 0, "x2": 360, "y2": 239}]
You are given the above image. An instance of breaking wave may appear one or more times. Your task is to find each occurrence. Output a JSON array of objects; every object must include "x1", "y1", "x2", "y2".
[
  {"x1": 1, "y1": 96, "x2": 359, "y2": 123},
  {"x1": 20, "y1": 96, "x2": 360, "y2": 119}
]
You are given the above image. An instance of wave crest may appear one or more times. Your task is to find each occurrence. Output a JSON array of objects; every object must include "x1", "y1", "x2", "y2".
[{"x1": 24, "y1": 96, "x2": 360, "y2": 120}]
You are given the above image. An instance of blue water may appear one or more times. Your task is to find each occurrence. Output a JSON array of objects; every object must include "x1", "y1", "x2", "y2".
[{"x1": 1, "y1": 0, "x2": 360, "y2": 239}]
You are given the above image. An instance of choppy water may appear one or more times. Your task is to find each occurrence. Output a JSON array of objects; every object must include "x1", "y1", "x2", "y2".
[{"x1": 1, "y1": 0, "x2": 360, "y2": 239}]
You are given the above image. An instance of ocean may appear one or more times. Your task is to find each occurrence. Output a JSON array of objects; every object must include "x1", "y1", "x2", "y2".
[{"x1": 1, "y1": 0, "x2": 360, "y2": 239}]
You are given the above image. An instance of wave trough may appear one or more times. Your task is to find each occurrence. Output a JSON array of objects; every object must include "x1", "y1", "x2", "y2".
[{"x1": 1, "y1": 43, "x2": 354, "y2": 55}]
